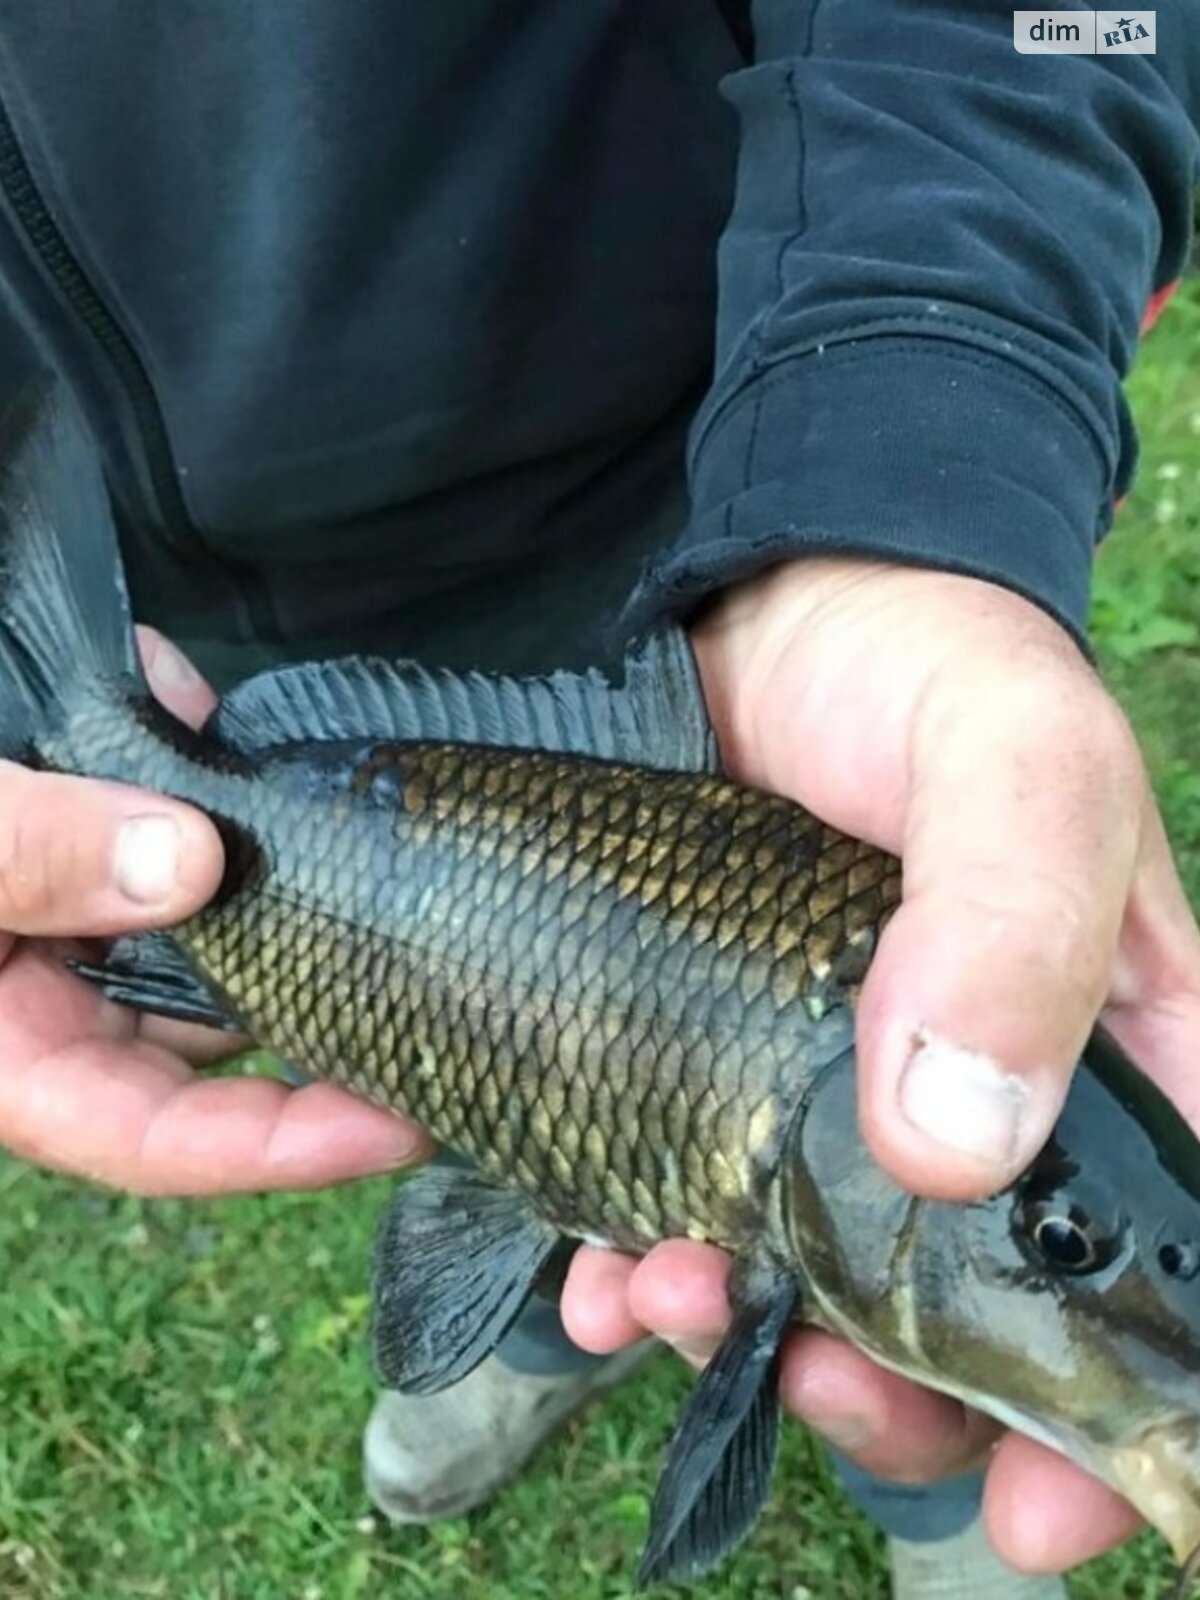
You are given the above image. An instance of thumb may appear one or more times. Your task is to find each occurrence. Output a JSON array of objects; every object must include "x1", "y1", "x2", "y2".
[
  {"x1": 0, "y1": 631, "x2": 223, "y2": 940},
  {"x1": 855, "y1": 664, "x2": 1143, "y2": 1200}
]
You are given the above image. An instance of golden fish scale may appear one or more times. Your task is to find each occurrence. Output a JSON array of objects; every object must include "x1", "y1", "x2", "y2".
[{"x1": 179, "y1": 743, "x2": 901, "y2": 1254}]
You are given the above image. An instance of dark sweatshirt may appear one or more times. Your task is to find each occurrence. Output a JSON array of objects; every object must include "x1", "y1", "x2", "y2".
[{"x1": 0, "y1": 1, "x2": 1195, "y2": 684}]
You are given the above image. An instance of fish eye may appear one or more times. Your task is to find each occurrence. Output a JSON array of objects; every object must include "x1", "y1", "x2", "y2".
[
  {"x1": 1014, "y1": 1191, "x2": 1124, "y2": 1277},
  {"x1": 1012, "y1": 1147, "x2": 1128, "y2": 1279},
  {"x1": 1032, "y1": 1212, "x2": 1099, "y2": 1272}
]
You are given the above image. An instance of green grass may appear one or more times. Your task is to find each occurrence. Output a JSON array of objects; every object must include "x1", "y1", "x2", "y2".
[
  {"x1": 2, "y1": 286, "x2": 1200, "y2": 1600},
  {"x1": 1093, "y1": 280, "x2": 1200, "y2": 908}
]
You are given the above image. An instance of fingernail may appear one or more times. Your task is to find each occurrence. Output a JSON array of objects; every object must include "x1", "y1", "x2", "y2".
[
  {"x1": 810, "y1": 1412, "x2": 876, "y2": 1452},
  {"x1": 898, "y1": 1028, "x2": 1030, "y2": 1168},
  {"x1": 114, "y1": 815, "x2": 181, "y2": 904},
  {"x1": 146, "y1": 637, "x2": 201, "y2": 693},
  {"x1": 663, "y1": 1334, "x2": 721, "y2": 1367},
  {"x1": 377, "y1": 1118, "x2": 434, "y2": 1167},
  {"x1": 386, "y1": 1133, "x2": 428, "y2": 1168}
]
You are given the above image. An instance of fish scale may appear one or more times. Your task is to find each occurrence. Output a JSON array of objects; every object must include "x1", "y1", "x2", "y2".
[
  {"x1": 48, "y1": 691, "x2": 899, "y2": 1252},
  {"x1": 167, "y1": 741, "x2": 901, "y2": 1253}
]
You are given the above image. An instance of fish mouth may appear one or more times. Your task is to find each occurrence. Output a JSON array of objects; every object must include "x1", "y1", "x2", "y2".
[{"x1": 1110, "y1": 1423, "x2": 1200, "y2": 1564}]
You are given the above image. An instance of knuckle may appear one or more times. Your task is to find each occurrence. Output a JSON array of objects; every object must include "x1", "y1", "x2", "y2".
[
  {"x1": 0, "y1": 812, "x2": 56, "y2": 924},
  {"x1": 942, "y1": 665, "x2": 1147, "y2": 828},
  {"x1": 0, "y1": 792, "x2": 93, "y2": 927},
  {"x1": 1022, "y1": 671, "x2": 1141, "y2": 776},
  {"x1": 950, "y1": 868, "x2": 1112, "y2": 986},
  {"x1": 1086, "y1": 702, "x2": 1144, "y2": 789},
  {"x1": 952, "y1": 866, "x2": 1091, "y2": 941}
]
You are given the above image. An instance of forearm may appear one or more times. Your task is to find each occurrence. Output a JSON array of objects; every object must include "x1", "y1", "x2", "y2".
[{"x1": 626, "y1": 0, "x2": 1200, "y2": 640}]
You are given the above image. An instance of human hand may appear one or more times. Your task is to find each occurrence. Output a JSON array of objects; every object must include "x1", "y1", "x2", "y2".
[
  {"x1": 0, "y1": 628, "x2": 429, "y2": 1196},
  {"x1": 561, "y1": 557, "x2": 1200, "y2": 1573}
]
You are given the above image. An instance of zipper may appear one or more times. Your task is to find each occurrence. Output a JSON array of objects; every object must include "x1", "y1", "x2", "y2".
[
  {"x1": 0, "y1": 91, "x2": 283, "y2": 641},
  {"x1": 0, "y1": 94, "x2": 197, "y2": 545}
]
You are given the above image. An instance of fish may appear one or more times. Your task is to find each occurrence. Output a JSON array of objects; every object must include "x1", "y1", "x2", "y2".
[{"x1": 2, "y1": 385, "x2": 1200, "y2": 1592}]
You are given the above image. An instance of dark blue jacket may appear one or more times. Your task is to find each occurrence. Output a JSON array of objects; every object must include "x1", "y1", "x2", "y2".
[{"x1": 0, "y1": 2, "x2": 1195, "y2": 683}]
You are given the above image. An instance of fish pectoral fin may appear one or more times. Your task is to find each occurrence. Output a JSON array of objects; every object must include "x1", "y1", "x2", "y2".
[
  {"x1": 67, "y1": 932, "x2": 243, "y2": 1033},
  {"x1": 637, "y1": 1258, "x2": 800, "y2": 1589},
  {"x1": 209, "y1": 627, "x2": 718, "y2": 774},
  {"x1": 371, "y1": 1165, "x2": 562, "y2": 1396}
]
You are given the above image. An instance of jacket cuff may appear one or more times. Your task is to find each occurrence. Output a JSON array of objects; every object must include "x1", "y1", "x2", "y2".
[{"x1": 624, "y1": 338, "x2": 1113, "y2": 645}]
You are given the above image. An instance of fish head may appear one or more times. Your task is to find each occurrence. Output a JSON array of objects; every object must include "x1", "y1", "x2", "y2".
[
  {"x1": 785, "y1": 1028, "x2": 1200, "y2": 1561},
  {"x1": 992, "y1": 1034, "x2": 1200, "y2": 1563}
]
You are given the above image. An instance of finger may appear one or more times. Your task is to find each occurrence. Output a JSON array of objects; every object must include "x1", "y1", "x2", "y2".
[
  {"x1": 1122, "y1": 803, "x2": 1200, "y2": 1001},
  {"x1": 560, "y1": 1246, "x2": 641, "y2": 1354},
  {"x1": 137, "y1": 1014, "x2": 253, "y2": 1066},
  {"x1": 856, "y1": 669, "x2": 1143, "y2": 1199},
  {"x1": 0, "y1": 762, "x2": 223, "y2": 937},
  {"x1": 0, "y1": 1033, "x2": 431, "y2": 1195},
  {"x1": 42, "y1": 939, "x2": 249, "y2": 1066},
  {"x1": 1106, "y1": 991, "x2": 1200, "y2": 1132},
  {"x1": 136, "y1": 626, "x2": 219, "y2": 729},
  {"x1": 39, "y1": 958, "x2": 230, "y2": 1064},
  {"x1": 0, "y1": 947, "x2": 430, "y2": 1193},
  {"x1": 983, "y1": 1433, "x2": 1142, "y2": 1572},
  {"x1": 777, "y1": 1327, "x2": 999, "y2": 1481},
  {"x1": 626, "y1": 1239, "x2": 733, "y2": 1363},
  {"x1": 625, "y1": 1241, "x2": 998, "y2": 1480},
  {"x1": 1104, "y1": 809, "x2": 1200, "y2": 1122}
]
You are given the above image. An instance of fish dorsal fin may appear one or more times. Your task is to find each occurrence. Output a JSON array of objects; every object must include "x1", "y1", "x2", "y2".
[{"x1": 211, "y1": 626, "x2": 718, "y2": 773}]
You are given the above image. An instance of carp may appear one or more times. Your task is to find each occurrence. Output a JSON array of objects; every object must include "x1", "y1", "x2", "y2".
[{"x1": 2, "y1": 390, "x2": 1199, "y2": 1591}]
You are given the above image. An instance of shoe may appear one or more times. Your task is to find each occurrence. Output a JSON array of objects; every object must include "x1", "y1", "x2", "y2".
[
  {"x1": 889, "y1": 1520, "x2": 1068, "y2": 1599},
  {"x1": 364, "y1": 1342, "x2": 654, "y2": 1523}
]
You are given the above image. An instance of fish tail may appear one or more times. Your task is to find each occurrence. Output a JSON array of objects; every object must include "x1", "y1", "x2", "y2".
[{"x1": 0, "y1": 383, "x2": 146, "y2": 765}]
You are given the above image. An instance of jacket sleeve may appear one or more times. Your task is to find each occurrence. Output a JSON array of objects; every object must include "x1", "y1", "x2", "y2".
[{"x1": 626, "y1": 0, "x2": 1200, "y2": 640}]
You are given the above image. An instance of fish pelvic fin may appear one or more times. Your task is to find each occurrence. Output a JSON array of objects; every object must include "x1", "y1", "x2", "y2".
[
  {"x1": 210, "y1": 627, "x2": 718, "y2": 774},
  {"x1": 68, "y1": 932, "x2": 244, "y2": 1034},
  {"x1": 637, "y1": 1256, "x2": 800, "y2": 1588},
  {"x1": 0, "y1": 382, "x2": 143, "y2": 762},
  {"x1": 371, "y1": 1164, "x2": 562, "y2": 1395}
]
